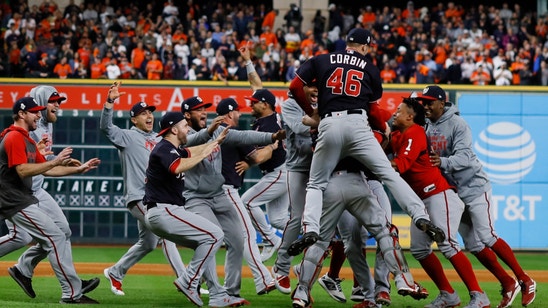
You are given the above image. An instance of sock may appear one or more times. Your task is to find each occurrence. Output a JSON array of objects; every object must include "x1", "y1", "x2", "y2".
[
  {"x1": 327, "y1": 240, "x2": 345, "y2": 279},
  {"x1": 449, "y1": 251, "x2": 482, "y2": 292},
  {"x1": 491, "y1": 239, "x2": 528, "y2": 281},
  {"x1": 475, "y1": 247, "x2": 515, "y2": 286},
  {"x1": 419, "y1": 252, "x2": 454, "y2": 293}
]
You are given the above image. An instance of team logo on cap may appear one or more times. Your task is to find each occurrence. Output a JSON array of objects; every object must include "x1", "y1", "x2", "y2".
[
  {"x1": 138, "y1": 102, "x2": 146, "y2": 108},
  {"x1": 183, "y1": 103, "x2": 189, "y2": 110},
  {"x1": 21, "y1": 103, "x2": 27, "y2": 109},
  {"x1": 228, "y1": 105, "x2": 234, "y2": 111},
  {"x1": 423, "y1": 88, "x2": 429, "y2": 95}
]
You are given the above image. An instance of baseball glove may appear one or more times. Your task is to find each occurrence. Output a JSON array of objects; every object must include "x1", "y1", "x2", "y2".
[{"x1": 415, "y1": 218, "x2": 445, "y2": 243}]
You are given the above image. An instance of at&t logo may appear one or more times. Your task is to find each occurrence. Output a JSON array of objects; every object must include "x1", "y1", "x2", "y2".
[{"x1": 473, "y1": 122, "x2": 536, "y2": 185}]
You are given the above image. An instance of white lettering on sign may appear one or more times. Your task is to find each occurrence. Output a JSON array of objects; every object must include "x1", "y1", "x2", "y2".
[
  {"x1": 85, "y1": 181, "x2": 94, "y2": 192},
  {"x1": 56, "y1": 180, "x2": 65, "y2": 191},
  {"x1": 71, "y1": 181, "x2": 79, "y2": 192},
  {"x1": 167, "y1": 88, "x2": 184, "y2": 111},
  {"x1": 492, "y1": 195, "x2": 540, "y2": 221},
  {"x1": 100, "y1": 181, "x2": 108, "y2": 193}
]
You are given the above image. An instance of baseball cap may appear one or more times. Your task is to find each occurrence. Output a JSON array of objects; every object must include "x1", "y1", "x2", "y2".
[
  {"x1": 13, "y1": 97, "x2": 47, "y2": 114},
  {"x1": 216, "y1": 98, "x2": 239, "y2": 115},
  {"x1": 48, "y1": 91, "x2": 67, "y2": 103},
  {"x1": 130, "y1": 101, "x2": 156, "y2": 117},
  {"x1": 417, "y1": 85, "x2": 446, "y2": 102},
  {"x1": 346, "y1": 28, "x2": 373, "y2": 45},
  {"x1": 157, "y1": 112, "x2": 186, "y2": 137},
  {"x1": 244, "y1": 89, "x2": 276, "y2": 109},
  {"x1": 181, "y1": 96, "x2": 212, "y2": 113}
]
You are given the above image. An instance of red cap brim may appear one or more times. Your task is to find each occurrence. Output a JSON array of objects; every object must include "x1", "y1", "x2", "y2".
[
  {"x1": 189, "y1": 102, "x2": 212, "y2": 110},
  {"x1": 244, "y1": 96, "x2": 259, "y2": 102},
  {"x1": 28, "y1": 106, "x2": 47, "y2": 112},
  {"x1": 48, "y1": 95, "x2": 67, "y2": 103}
]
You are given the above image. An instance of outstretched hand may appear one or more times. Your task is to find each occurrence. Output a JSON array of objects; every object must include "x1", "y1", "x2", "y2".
[
  {"x1": 77, "y1": 158, "x2": 101, "y2": 173},
  {"x1": 208, "y1": 116, "x2": 226, "y2": 136},
  {"x1": 272, "y1": 129, "x2": 286, "y2": 141},
  {"x1": 107, "y1": 81, "x2": 126, "y2": 103},
  {"x1": 54, "y1": 147, "x2": 73, "y2": 166}
]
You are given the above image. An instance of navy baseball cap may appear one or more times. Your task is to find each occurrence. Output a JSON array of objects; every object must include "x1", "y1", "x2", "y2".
[
  {"x1": 244, "y1": 89, "x2": 276, "y2": 109},
  {"x1": 48, "y1": 91, "x2": 67, "y2": 103},
  {"x1": 130, "y1": 101, "x2": 156, "y2": 117},
  {"x1": 417, "y1": 85, "x2": 446, "y2": 102},
  {"x1": 346, "y1": 28, "x2": 373, "y2": 45},
  {"x1": 216, "y1": 98, "x2": 240, "y2": 115},
  {"x1": 13, "y1": 97, "x2": 47, "y2": 114},
  {"x1": 181, "y1": 96, "x2": 212, "y2": 113},
  {"x1": 157, "y1": 112, "x2": 186, "y2": 137}
]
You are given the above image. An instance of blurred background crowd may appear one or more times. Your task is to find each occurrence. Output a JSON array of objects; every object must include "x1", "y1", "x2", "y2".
[{"x1": 1, "y1": 0, "x2": 547, "y2": 86}]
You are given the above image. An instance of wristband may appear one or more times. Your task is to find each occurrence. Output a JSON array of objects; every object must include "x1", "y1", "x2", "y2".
[
  {"x1": 245, "y1": 60, "x2": 255, "y2": 74},
  {"x1": 107, "y1": 97, "x2": 115, "y2": 104}
]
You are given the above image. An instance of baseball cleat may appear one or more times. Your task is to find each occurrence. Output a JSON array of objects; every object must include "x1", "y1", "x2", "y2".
[
  {"x1": 415, "y1": 218, "x2": 445, "y2": 243},
  {"x1": 208, "y1": 295, "x2": 249, "y2": 307},
  {"x1": 520, "y1": 278, "x2": 536, "y2": 306},
  {"x1": 375, "y1": 291, "x2": 391, "y2": 306},
  {"x1": 81, "y1": 277, "x2": 100, "y2": 294},
  {"x1": 497, "y1": 279, "x2": 520, "y2": 308},
  {"x1": 465, "y1": 291, "x2": 490, "y2": 308},
  {"x1": 352, "y1": 299, "x2": 378, "y2": 308},
  {"x1": 318, "y1": 273, "x2": 346, "y2": 303},
  {"x1": 351, "y1": 287, "x2": 365, "y2": 302},
  {"x1": 424, "y1": 290, "x2": 460, "y2": 308},
  {"x1": 104, "y1": 268, "x2": 125, "y2": 296},
  {"x1": 174, "y1": 280, "x2": 203, "y2": 307},
  {"x1": 257, "y1": 282, "x2": 276, "y2": 295},
  {"x1": 287, "y1": 232, "x2": 319, "y2": 256},
  {"x1": 59, "y1": 294, "x2": 99, "y2": 304},
  {"x1": 8, "y1": 266, "x2": 36, "y2": 298},
  {"x1": 260, "y1": 238, "x2": 282, "y2": 262}
]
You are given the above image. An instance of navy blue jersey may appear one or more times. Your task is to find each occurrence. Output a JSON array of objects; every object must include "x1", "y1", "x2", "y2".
[
  {"x1": 252, "y1": 113, "x2": 286, "y2": 172},
  {"x1": 143, "y1": 139, "x2": 189, "y2": 206},
  {"x1": 220, "y1": 123, "x2": 255, "y2": 188},
  {"x1": 295, "y1": 49, "x2": 383, "y2": 117}
]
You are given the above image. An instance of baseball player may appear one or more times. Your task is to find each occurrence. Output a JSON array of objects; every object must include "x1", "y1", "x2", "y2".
[
  {"x1": 180, "y1": 96, "x2": 285, "y2": 299},
  {"x1": 0, "y1": 86, "x2": 100, "y2": 298},
  {"x1": 100, "y1": 81, "x2": 196, "y2": 296},
  {"x1": 389, "y1": 96, "x2": 490, "y2": 308},
  {"x1": 0, "y1": 96, "x2": 101, "y2": 304},
  {"x1": 291, "y1": 157, "x2": 427, "y2": 308},
  {"x1": 239, "y1": 45, "x2": 289, "y2": 262},
  {"x1": 287, "y1": 27, "x2": 444, "y2": 256},
  {"x1": 419, "y1": 85, "x2": 537, "y2": 307},
  {"x1": 142, "y1": 111, "x2": 240, "y2": 307},
  {"x1": 217, "y1": 97, "x2": 277, "y2": 295},
  {"x1": 271, "y1": 92, "x2": 313, "y2": 295}
]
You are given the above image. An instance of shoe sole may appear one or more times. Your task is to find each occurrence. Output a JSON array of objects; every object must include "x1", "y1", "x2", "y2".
[
  {"x1": 287, "y1": 235, "x2": 318, "y2": 256},
  {"x1": 318, "y1": 278, "x2": 346, "y2": 303},
  {"x1": 8, "y1": 267, "x2": 36, "y2": 298},
  {"x1": 103, "y1": 269, "x2": 125, "y2": 296},
  {"x1": 82, "y1": 278, "x2": 100, "y2": 294},
  {"x1": 174, "y1": 281, "x2": 203, "y2": 307}
]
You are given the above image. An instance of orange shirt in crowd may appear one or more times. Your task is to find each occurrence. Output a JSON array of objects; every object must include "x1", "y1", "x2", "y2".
[
  {"x1": 146, "y1": 58, "x2": 163, "y2": 80},
  {"x1": 262, "y1": 10, "x2": 277, "y2": 30},
  {"x1": 259, "y1": 32, "x2": 278, "y2": 47},
  {"x1": 470, "y1": 70, "x2": 491, "y2": 85},
  {"x1": 90, "y1": 62, "x2": 106, "y2": 79},
  {"x1": 361, "y1": 12, "x2": 376, "y2": 27},
  {"x1": 433, "y1": 45, "x2": 448, "y2": 65},
  {"x1": 380, "y1": 67, "x2": 397, "y2": 83},
  {"x1": 131, "y1": 47, "x2": 146, "y2": 70},
  {"x1": 53, "y1": 63, "x2": 72, "y2": 78},
  {"x1": 77, "y1": 47, "x2": 92, "y2": 68}
]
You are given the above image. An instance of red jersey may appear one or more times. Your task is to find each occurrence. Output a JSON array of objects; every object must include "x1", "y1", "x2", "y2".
[{"x1": 390, "y1": 124, "x2": 452, "y2": 199}]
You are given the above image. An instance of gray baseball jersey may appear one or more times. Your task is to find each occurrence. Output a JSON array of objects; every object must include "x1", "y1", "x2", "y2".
[
  {"x1": 425, "y1": 104, "x2": 498, "y2": 251},
  {"x1": 100, "y1": 106, "x2": 185, "y2": 282},
  {"x1": 0, "y1": 86, "x2": 72, "y2": 278},
  {"x1": 183, "y1": 125, "x2": 275, "y2": 296},
  {"x1": 273, "y1": 96, "x2": 312, "y2": 277}
]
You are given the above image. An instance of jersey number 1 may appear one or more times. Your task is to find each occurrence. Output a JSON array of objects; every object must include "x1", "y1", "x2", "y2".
[{"x1": 326, "y1": 67, "x2": 364, "y2": 97}]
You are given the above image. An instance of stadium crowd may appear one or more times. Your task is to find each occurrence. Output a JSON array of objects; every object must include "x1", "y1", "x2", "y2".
[{"x1": 1, "y1": 0, "x2": 547, "y2": 86}]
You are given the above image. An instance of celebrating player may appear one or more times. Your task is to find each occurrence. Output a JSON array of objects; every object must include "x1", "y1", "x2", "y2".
[
  {"x1": 389, "y1": 96, "x2": 489, "y2": 308},
  {"x1": 419, "y1": 85, "x2": 537, "y2": 307},
  {"x1": 287, "y1": 27, "x2": 444, "y2": 256}
]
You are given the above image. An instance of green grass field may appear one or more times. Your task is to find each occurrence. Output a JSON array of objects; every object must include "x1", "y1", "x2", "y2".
[{"x1": 0, "y1": 246, "x2": 546, "y2": 307}]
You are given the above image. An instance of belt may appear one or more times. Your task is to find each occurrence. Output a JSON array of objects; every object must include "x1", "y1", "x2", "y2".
[
  {"x1": 261, "y1": 169, "x2": 275, "y2": 175},
  {"x1": 321, "y1": 109, "x2": 364, "y2": 119},
  {"x1": 331, "y1": 170, "x2": 361, "y2": 177},
  {"x1": 146, "y1": 202, "x2": 157, "y2": 210}
]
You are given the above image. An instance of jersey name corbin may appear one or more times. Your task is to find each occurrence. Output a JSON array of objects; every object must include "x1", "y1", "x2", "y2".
[{"x1": 329, "y1": 54, "x2": 367, "y2": 69}]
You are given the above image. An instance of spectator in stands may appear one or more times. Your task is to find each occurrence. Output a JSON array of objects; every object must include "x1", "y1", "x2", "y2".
[
  {"x1": 493, "y1": 61, "x2": 513, "y2": 85},
  {"x1": 53, "y1": 55, "x2": 71, "y2": 79},
  {"x1": 470, "y1": 64, "x2": 491, "y2": 85},
  {"x1": 284, "y1": 3, "x2": 303, "y2": 34},
  {"x1": 106, "y1": 57, "x2": 121, "y2": 80}
]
